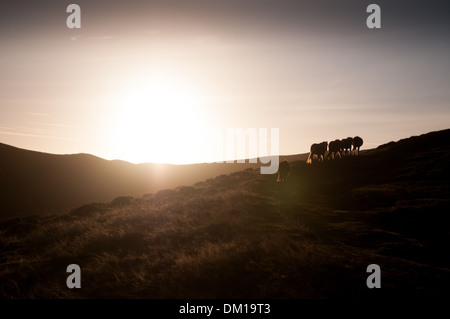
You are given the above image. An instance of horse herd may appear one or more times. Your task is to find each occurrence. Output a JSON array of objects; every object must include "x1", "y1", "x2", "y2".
[
  {"x1": 306, "y1": 136, "x2": 363, "y2": 164},
  {"x1": 277, "y1": 136, "x2": 363, "y2": 182}
]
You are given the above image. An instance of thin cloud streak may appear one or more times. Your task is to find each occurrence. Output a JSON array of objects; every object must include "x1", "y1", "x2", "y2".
[
  {"x1": 0, "y1": 130, "x2": 80, "y2": 141},
  {"x1": 70, "y1": 35, "x2": 116, "y2": 41},
  {"x1": 25, "y1": 112, "x2": 51, "y2": 117}
]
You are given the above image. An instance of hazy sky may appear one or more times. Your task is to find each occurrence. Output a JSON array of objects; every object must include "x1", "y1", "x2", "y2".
[{"x1": 1, "y1": 0, "x2": 449, "y2": 163}]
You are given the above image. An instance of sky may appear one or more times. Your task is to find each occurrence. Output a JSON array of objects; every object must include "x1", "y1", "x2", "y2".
[{"x1": 1, "y1": 0, "x2": 449, "y2": 164}]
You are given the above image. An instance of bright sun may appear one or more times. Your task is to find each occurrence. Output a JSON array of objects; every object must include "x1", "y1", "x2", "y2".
[{"x1": 107, "y1": 72, "x2": 211, "y2": 164}]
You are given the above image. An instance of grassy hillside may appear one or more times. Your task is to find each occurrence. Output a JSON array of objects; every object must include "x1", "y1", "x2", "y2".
[
  {"x1": 1, "y1": 129, "x2": 449, "y2": 298},
  {"x1": 0, "y1": 142, "x2": 269, "y2": 221}
]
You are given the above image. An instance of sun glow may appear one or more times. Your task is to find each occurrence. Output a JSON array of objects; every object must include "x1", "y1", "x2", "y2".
[{"x1": 107, "y1": 72, "x2": 212, "y2": 164}]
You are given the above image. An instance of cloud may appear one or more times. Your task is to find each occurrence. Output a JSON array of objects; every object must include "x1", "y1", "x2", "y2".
[
  {"x1": 88, "y1": 35, "x2": 115, "y2": 41},
  {"x1": 143, "y1": 30, "x2": 161, "y2": 35},
  {"x1": 0, "y1": 127, "x2": 79, "y2": 141},
  {"x1": 70, "y1": 35, "x2": 115, "y2": 41},
  {"x1": 25, "y1": 112, "x2": 51, "y2": 117},
  {"x1": 39, "y1": 123, "x2": 86, "y2": 130}
]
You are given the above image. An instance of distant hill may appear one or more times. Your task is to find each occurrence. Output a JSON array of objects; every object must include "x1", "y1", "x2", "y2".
[
  {"x1": 1, "y1": 128, "x2": 449, "y2": 221},
  {"x1": 0, "y1": 143, "x2": 278, "y2": 220},
  {"x1": 1, "y1": 128, "x2": 449, "y2": 298}
]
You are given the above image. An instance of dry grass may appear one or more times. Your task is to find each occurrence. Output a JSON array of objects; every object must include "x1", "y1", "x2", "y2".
[{"x1": 1, "y1": 133, "x2": 450, "y2": 298}]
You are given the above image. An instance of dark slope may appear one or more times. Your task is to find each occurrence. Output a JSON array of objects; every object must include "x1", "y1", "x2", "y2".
[
  {"x1": 0, "y1": 143, "x2": 264, "y2": 220},
  {"x1": 1, "y1": 129, "x2": 449, "y2": 298},
  {"x1": 0, "y1": 144, "x2": 151, "y2": 219}
]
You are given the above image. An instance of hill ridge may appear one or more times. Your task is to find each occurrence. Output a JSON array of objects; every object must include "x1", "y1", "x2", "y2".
[
  {"x1": 1, "y1": 128, "x2": 449, "y2": 298},
  {"x1": 1, "y1": 128, "x2": 449, "y2": 220}
]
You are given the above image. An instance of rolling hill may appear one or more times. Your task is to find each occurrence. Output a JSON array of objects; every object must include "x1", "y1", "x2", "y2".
[
  {"x1": 0, "y1": 142, "x2": 280, "y2": 221},
  {"x1": 0, "y1": 129, "x2": 449, "y2": 298}
]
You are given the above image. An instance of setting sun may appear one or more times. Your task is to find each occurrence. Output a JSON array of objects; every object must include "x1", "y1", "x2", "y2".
[{"x1": 106, "y1": 72, "x2": 211, "y2": 164}]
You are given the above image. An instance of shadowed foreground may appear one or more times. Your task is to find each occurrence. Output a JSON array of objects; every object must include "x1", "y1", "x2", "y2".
[{"x1": 1, "y1": 129, "x2": 450, "y2": 298}]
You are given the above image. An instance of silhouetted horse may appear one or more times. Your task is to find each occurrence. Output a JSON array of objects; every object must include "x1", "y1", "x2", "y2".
[
  {"x1": 341, "y1": 137, "x2": 353, "y2": 156},
  {"x1": 277, "y1": 160, "x2": 290, "y2": 182},
  {"x1": 306, "y1": 141, "x2": 328, "y2": 164},
  {"x1": 352, "y1": 136, "x2": 363, "y2": 155},
  {"x1": 326, "y1": 139, "x2": 342, "y2": 160}
]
